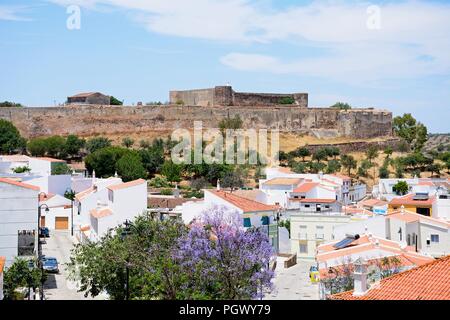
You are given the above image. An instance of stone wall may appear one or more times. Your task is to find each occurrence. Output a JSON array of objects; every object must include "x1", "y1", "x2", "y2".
[
  {"x1": 170, "y1": 86, "x2": 308, "y2": 107},
  {"x1": 0, "y1": 105, "x2": 393, "y2": 140},
  {"x1": 305, "y1": 138, "x2": 402, "y2": 154}
]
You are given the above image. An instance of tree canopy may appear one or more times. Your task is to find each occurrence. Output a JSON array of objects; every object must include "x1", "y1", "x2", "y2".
[{"x1": 0, "y1": 119, "x2": 26, "y2": 154}]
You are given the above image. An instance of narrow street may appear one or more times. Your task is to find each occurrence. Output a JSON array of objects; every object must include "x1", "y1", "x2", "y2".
[
  {"x1": 41, "y1": 230, "x2": 103, "y2": 300},
  {"x1": 267, "y1": 258, "x2": 320, "y2": 300}
]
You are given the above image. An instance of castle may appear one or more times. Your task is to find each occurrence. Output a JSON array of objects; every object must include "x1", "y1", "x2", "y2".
[{"x1": 0, "y1": 86, "x2": 393, "y2": 141}]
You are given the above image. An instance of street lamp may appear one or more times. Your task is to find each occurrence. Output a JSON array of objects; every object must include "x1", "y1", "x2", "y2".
[
  {"x1": 38, "y1": 201, "x2": 49, "y2": 301},
  {"x1": 65, "y1": 188, "x2": 75, "y2": 237},
  {"x1": 272, "y1": 210, "x2": 282, "y2": 254},
  {"x1": 120, "y1": 219, "x2": 133, "y2": 300}
]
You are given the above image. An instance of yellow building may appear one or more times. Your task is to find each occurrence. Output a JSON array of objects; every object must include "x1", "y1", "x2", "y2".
[{"x1": 389, "y1": 194, "x2": 435, "y2": 216}]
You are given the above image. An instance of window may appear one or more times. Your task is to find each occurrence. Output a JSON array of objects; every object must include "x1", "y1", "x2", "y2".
[
  {"x1": 108, "y1": 190, "x2": 114, "y2": 202},
  {"x1": 407, "y1": 234, "x2": 411, "y2": 246},
  {"x1": 18, "y1": 230, "x2": 35, "y2": 256},
  {"x1": 261, "y1": 216, "x2": 269, "y2": 226},
  {"x1": 325, "y1": 205, "x2": 330, "y2": 209},
  {"x1": 294, "y1": 196, "x2": 299, "y2": 199},
  {"x1": 301, "y1": 196, "x2": 306, "y2": 199},
  {"x1": 316, "y1": 226, "x2": 324, "y2": 239},
  {"x1": 299, "y1": 243, "x2": 307, "y2": 253},
  {"x1": 431, "y1": 234, "x2": 439, "y2": 243},
  {"x1": 304, "y1": 204, "x2": 310, "y2": 208},
  {"x1": 243, "y1": 218, "x2": 251, "y2": 228}
]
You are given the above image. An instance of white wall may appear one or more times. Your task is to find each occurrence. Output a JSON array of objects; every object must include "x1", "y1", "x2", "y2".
[
  {"x1": 0, "y1": 183, "x2": 39, "y2": 267},
  {"x1": 26, "y1": 175, "x2": 71, "y2": 196},
  {"x1": 333, "y1": 215, "x2": 387, "y2": 240},
  {"x1": 433, "y1": 197, "x2": 450, "y2": 221}
]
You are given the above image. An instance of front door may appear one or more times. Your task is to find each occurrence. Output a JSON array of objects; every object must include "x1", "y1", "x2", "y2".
[{"x1": 40, "y1": 216, "x2": 46, "y2": 228}]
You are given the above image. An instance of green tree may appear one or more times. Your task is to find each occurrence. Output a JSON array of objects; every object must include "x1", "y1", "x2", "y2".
[
  {"x1": 330, "y1": 102, "x2": 351, "y2": 110},
  {"x1": 384, "y1": 146, "x2": 393, "y2": 159},
  {"x1": 294, "y1": 147, "x2": 311, "y2": 162},
  {"x1": 86, "y1": 137, "x2": 112, "y2": 154},
  {"x1": 44, "y1": 136, "x2": 67, "y2": 158},
  {"x1": 312, "y1": 148, "x2": 328, "y2": 163},
  {"x1": 122, "y1": 137, "x2": 135, "y2": 148},
  {"x1": 116, "y1": 153, "x2": 147, "y2": 182},
  {"x1": 51, "y1": 162, "x2": 72, "y2": 175},
  {"x1": 27, "y1": 138, "x2": 47, "y2": 157},
  {"x1": 291, "y1": 161, "x2": 308, "y2": 173},
  {"x1": 0, "y1": 101, "x2": 24, "y2": 108},
  {"x1": 219, "y1": 115, "x2": 243, "y2": 133},
  {"x1": 326, "y1": 159, "x2": 341, "y2": 174},
  {"x1": 221, "y1": 169, "x2": 245, "y2": 191},
  {"x1": 84, "y1": 146, "x2": 130, "y2": 177},
  {"x1": 0, "y1": 119, "x2": 26, "y2": 154},
  {"x1": 427, "y1": 163, "x2": 442, "y2": 177},
  {"x1": 3, "y1": 258, "x2": 44, "y2": 300},
  {"x1": 393, "y1": 114, "x2": 428, "y2": 152},
  {"x1": 393, "y1": 181, "x2": 409, "y2": 195},
  {"x1": 110, "y1": 96, "x2": 123, "y2": 105},
  {"x1": 64, "y1": 135, "x2": 85, "y2": 159},
  {"x1": 366, "y1": 146, "x2": 379, "y2": 165},
  {"x1": 341, "y1": 154, "x2": 357, "y2": 176},
  {"x1": 161, "y1": 160, "x2": 182, "y2": 182},
  {"x1": 379, "y1": 166, "x2": 390, "y2": 179},
  {"x1": 139, "y1": 145, "x2": 165, "y2": 177}
]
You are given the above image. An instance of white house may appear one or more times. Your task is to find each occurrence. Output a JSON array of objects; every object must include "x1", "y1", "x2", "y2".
[
  {"x1": 0, "y1": 178, "x2": 39, "y2": 267},
  {"x1": 0, "y1": 155, "x2": 30, "y2": 174},
  {"x1": 0, "y1": 256, "x2": 5, "y2": 300},
  {"x1": 39, "y1": 193, "x2": 73, "y2": 230},
  {"x1": 181, "y1": 189, "x2": 281, "y2": 250},
  {"x1": 333, "y1": 208, "x2": 450, "y2": 258},
  {"x1": 28, "y1": 157, "x2": 67, "y2": 176},
  {"x1": 25, "y1": 174, "x2": 72, "y2": 197},
  {"x1": 74, "y1": 178, "x2": 148, "y2": 242},
  {"x1": 373, "y1": 178, "x2": 450, "y2": 202}
]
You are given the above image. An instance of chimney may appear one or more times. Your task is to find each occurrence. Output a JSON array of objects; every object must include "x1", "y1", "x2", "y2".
[
  {"x1": 217, "y1": 179, "x2": 220, "y2": 191},
  {"x1": 92, "y1": 170, "x2": 96, "y2": 186},
  {"x1": 352, "y1": 258, "x2": 369, "y2": 297},
  {"x1": 173, "y1": 183, "x2": 180, "y2": 198}
]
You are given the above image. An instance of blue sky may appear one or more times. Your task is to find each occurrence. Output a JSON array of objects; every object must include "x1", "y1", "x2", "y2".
[{"x1": 0, "y1": 0, "x2": 449, "y2": 132}]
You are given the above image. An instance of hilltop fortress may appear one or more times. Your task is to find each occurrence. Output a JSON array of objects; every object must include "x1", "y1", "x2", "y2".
[{"x1": 0, "y1": 86, "x2": 393, "y2": 140}]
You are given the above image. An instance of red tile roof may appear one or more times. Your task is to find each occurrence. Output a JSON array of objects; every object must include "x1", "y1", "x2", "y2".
[
  {"x1": 0, "y1": 256, "x2": 5, "y2": 274},
  {"x1": 90, "y1": 207, "x2": 113, "y2": 219},
  {"x1": 263, "y1": 178, "x2": 303, "y2": 186},
  {"x1": 293, "y1": 182, "x2": 319, "y2": 193},
  {"x1": 210, "y1": 190, "x2": 279, "y2": 213},
  {"x1": 0, "y1": 178, "x2": 40, "y2": 191},
  {"x1": 360, "y1": 199, "x2": 388, "y2": 207},
  {"x1": 389, "y1": 194, "x2": 435, "y2": 206},
  {"x1": 35, "y1": 157, "x2": 66, "y2": 163},
  {"x1": 330, "y1": 255, "x2": 450, "y2": 300},
  {"x1": 107, "y1": 179, "x2": 146, "y2": 191},
  {"x1": 39, "y1": 193, "x2": 56, "y2": 202},
  {"x1": 387, "y1": 209, "x2": 450, "y2": 228},
  {"x1": 295, "y1": 198, "x2": 336, "y2": 203}
]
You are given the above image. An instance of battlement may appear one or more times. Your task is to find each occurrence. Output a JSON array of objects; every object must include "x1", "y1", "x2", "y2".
[{"x1": 169, "y1": 86, "x2": 308, "y2": 107}]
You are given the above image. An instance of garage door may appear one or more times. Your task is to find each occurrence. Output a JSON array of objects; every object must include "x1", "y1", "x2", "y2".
[{"x1": 55, "y1": 217, "x2": 69, "y2": 230}]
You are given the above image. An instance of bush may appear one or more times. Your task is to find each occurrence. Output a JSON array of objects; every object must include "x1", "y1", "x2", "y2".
[
  {"x1": 393, "y1": 181, "x2": 409, "y2": 195},
  {"x1": 110, "y1": 96, "x2": 123, "y2": 105},
  {"x1": 379, "y1": 166, "x2": 389, "y2": 179},
  {"x1": 12, "y1": 166, "x2": 31, "y2": 174},
  {"x1": 86, "y1": 137, "x2": 112, "y2": 154},
  {"x1": 160, "y1": 188, "x2": 173, "y2": 196},
  {"x1": 330, "y1": 102, "x2": 351, "y2": 110},
  {"x1": 51, "y1": 163, "x2": 72, "y2": 175},
  {"x1": 148, "y1": 176, "x2": 172, "y2": 188},
  {"x1": 279, "y1": 97, "x2": 295, "y2": 105}
]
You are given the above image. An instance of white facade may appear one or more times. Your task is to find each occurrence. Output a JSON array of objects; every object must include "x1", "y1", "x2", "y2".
[
  {"x1": 26, "y1": 174, "x2": 72, "y2": 196},
  {"x1": 40, "y1": 194, "x2": 72, "y2": 230},
  {"x1": 290, "y1": 213, "x2": 352, "y2": 259},
  {"x1": 0, "y1": 155, "x2": 30, "y2": 174},
  {"x1": 0, "y1": 179, "x2": 39, "y2": 267},
  {"x1": 74, "y1": 179, "x2": 148, "y2": 242},
  {"x1": 433, "y1": 193, "x2": 450, "y2": 221}
]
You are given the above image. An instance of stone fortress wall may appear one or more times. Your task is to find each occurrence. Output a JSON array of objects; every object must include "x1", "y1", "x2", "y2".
[
  {"x1": 170, "y1": 86, "x2": 308, "y2": 107},
  {"x1": 0, "y1": 105, "x2": 393, "y2": 140}
]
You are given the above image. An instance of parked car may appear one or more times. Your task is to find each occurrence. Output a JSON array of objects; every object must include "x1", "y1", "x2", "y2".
[
  {"x1": 39, "y1": 227, "x2": 50, "y2": 238},
  {"x1": 42, "y1": 257, "x2": 59, "y2": 273}
]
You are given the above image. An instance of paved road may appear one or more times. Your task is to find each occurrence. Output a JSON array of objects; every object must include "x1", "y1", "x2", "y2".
[
  {"x1": 266, "y1": 258, "x2": 320, "y2": 300},
  {"x1": 41, "y1": 230, "x2": 103, "y2": 300}
]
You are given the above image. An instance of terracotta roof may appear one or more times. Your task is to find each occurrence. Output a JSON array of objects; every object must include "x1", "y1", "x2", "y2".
[
  {"x1": 330, "y1": 173, "x2": 351, "y2": 181},
  {"x1": 316, "y1": 234, "x2": 422, "y2": 263},
  {"x1": 342, "y1": 206, "x2": 373, "y2": 216},
  {"x1": 360, "y1": 199, "x2": 388, "y2": 207},
  {"x1": 263, "y1": 178, "x2": 303, "y2": 186},
  {"x1": 39, "y1": 193, "x2": 56, "y2": 202},
  {"x1": 389, "y1": 194, "x2": 435, "y2": 206},
  {"x1": 210, "y1": 190, "x2": 279, "y2": 213},
  {"x1": 387, "y1": 209, "x2": 450, "y2": 228},
  {"x1": 0, "y1": 155, "x2": 30, "y2": 162},
  {"x1": 35, "y1": 157, "x2": 66, "y2": 163},
  {"x1": 294, "y1": 198, "x2": 336, "y2": 203},
  {"x1": 293, "y1": 182, "x2": 319, "y2": 193},
  {"x1": 75, "y1": 186, "x2": 94, "y2": 201},
  {"x1": 0, "y1": 178, "x2": 40, "y2": 191},
  {"x1": 0, "y1": 256, "x2": 5, "y2": 274},
  {"x1": 148, "y1": 196, "x2": 200, "y2": 209},
  {"x1": 69, "y1": 92, "x2": 98, "y2": 98},
  {"x1": 277, "y1": 167, "x2": 294, "y2": 174},
  {"x1": 80, "y1": 225, "x2": 90, "y2": 232},
  {"x1": 319, "y1": 253, "x2": 433, "y2": 279},
  {"x1": 331, "y1": 255, "x2": 450, "y2": 300},
  {"x1": 90, "y1": 207, "x2": 113, "y2": 219},
  {"x1": 227, "y1": 189, "x2": 266, "y2": 202},
  {"x1": 107, "y1": 179, "x2": 146, "y2": 191}
]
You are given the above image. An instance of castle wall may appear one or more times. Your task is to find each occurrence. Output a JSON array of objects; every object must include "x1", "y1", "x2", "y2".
[{"x1": 0, "y1": 105, "x2": 392, "y2": 140}]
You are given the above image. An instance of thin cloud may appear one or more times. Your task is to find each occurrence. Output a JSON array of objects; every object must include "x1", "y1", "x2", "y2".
[{"x1": 0, "y1": 5, "x2": 32, "y2": 21}]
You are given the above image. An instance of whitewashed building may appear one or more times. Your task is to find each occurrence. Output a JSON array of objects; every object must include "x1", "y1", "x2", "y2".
[
  {"x1": 39, "y1": 193, "x2": 73, "y2": 230},
  {"x1": 0, "y1": 178, "x2": 39, "y2": 267},
  {"x1": 74, "y1": 178, "x2": 148, "y2": 242}
]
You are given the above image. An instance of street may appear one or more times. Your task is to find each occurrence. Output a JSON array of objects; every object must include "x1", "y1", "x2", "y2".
[
  {"x1": 41, "y1": 230, "x2": 103, "y2": 300},
  {"x1": 267, "y1": 258, "x2": 320, "y2": 300}
]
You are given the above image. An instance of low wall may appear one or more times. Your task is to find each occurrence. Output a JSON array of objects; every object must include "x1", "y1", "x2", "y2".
[{"x1": 305, "y1": 138, "x2": 402, "y2": 153}]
